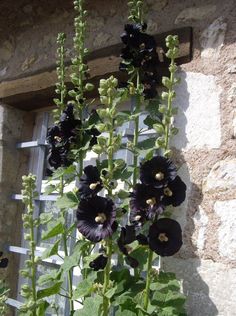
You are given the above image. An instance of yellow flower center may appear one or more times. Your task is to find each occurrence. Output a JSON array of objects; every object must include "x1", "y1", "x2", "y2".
[
  {"x1": 95, "y1": 213, "x2": 107, "y2": 224},
  {"x1": 155, "y1": 172, "x2": 164, "y2": 181},
  {"x1": 158, "y1": 233, "x2": 169, "y2": 242},
  {"x1": 89, "y1": 182, "x2": 100, "y2": 190},
  {"x1": 146, "y1": 197, "x2": 156, "y2": 206},
  {"x1": 134, "y1": 215, "x2": 141, "y2": 221},
  {"x1": 54, "y1": 136, "x2": 62, "y2": 142},
  {"x1": 164, "y1": 187, "x2": 173, "y2": 197}
]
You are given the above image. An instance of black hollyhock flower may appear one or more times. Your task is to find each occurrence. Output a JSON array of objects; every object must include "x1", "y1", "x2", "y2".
[
  {"x1": 0, "y1": 252, "x2": 8, "y2": 268},
  {"x1": 86, "y1": 128, "x2": 101, "y2": 147},
  {"x1": 47, "y1": 125, "x2": 62, "y2": 146},
  {"x1": 162, "y1": 176, "x2": 187, "y2": 207},
  {"x1": 136, "y1": 234, "x2": 149, "y2": 245},
  {"x1": 77, "y1": 196, "x2": 117, "y2": 242},
  {"x1": 78, "y1": 165, "x2": 103, "y2": 199},
  {"x1": 149, "y1": 218, "x2": 182, "y2": 256},
  {"x1": 117, "y1": 225, "x2": 139, "y2": 268},
  {"x1": 130, "y1": 184, "x2": 164, "y2": 221},
  {"x1": 47, "y1": 145, "x2": 72, "y2": 169},
  {"x1": 140, "y1": 156, "x2": 177, "y2": 188},
  {"x1": 89, "y1": 254, "x2": 108, "y2": 271}
]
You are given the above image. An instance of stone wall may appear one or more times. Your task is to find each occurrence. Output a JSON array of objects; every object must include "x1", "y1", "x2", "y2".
[
  {"x1": 0, "y1": 0, "x2": 235, "y2": 315},
  {"x1": 0, "y1": 104, "x2": 34, "y2": 314}
]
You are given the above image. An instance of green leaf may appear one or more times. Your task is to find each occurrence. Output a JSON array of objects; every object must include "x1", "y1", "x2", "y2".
[
  {"x1": 42, "y1": 221, "x2": 64, "y2": 240},
  {"x1": 137, "y1": 138, "x2": 156, "y2": 150},
  {"x1": 38, "y1": 270, "x2": 61, "y2": 286},
  {"x1": 43, "y1": 184, "x2": 57, "y2": 195},
  {"x1": 61, "y1": 240, "x2": 88, "y2": 272},
  {"x1": 36, "y1": 301, "x2": 50, "y2": 316},
  {"x1": 143, "y1": 115, "x2": 160, "y2": 129},
  {"x1": 55, "y1": 191, "x2": 79, "y2": 209},
  {"x1": 73, "y1": 275, "x2": 96, "y2": 299},
  {"x1": 105, "y1": 285, "x2": 118, "y2": 299},
  {"x1": 51, "y1": 165, "x2": 76, "y2": 179},
  {"x1": 41, "y1": 239, "x2": 60, "y2": 260},
  {"x1": 39, "y1": 212, "x2": 53, "y2": 225},
  {"x1": 74, "y1": 295, "x2": 102, "y2": 316},
  {"x1": 37, "y1": 282, "x2": 62, "y2": 299},
  {"x1": 117, "y1": 190, "x2": 130, "y2": 199}
]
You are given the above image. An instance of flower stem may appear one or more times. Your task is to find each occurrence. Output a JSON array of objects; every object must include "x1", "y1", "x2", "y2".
[
  {"x1": 132, "y1": 71, "x2": 141, "y2": 186},
  {"x1": 28, "y1": 181, "x2": 37, "y2": 316},
  {"x1": 143, "y1": 248, "x2": 154, "y2": 311},
  {"x1": 164, "y1": 57, "x2": 175, "y2": 153},
  {"x1": 60, "y1": 176, "x2": 74, "y2": 313},
  {"x1": 102, "y1": 238, "x2": 112, "y2": 316}
]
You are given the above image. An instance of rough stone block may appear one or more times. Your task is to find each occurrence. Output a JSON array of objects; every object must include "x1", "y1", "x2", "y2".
[
  {"x1": 200, "y1": 17, "x2": 227, "y2": 59},
  {"x1": 175, "y1": 5, "x2": 216, "y2": 25},
  {"x1": 214, "y1": 200, "x2": 236, "y2": 260},
  {"x1": 203, "y1": 159, "x2": 236, "y2": 193},
  {"x1": 193, "y1": 206, "x2": 208, "y2": 251},
  {"x1": 163, "y1": 258, "x2": 236, "y2": 316},
  {"x1": 172, "y1": 71, "x2": 221, "y2": 150}
]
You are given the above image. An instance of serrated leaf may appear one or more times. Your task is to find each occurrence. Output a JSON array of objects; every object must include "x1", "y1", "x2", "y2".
[
  {"x1": 74, "y1": 295, "x2": 102, "y2": 316},
  {"x1": 37, "y1": 281, "x2": 62, "y2": 299},
  {"x1": 38, "y1": 270, "x2": 61, "y2": 286},
  {"x1": 61, "y1": 240, "x2": 88, "y2": 272},
  {"x1": 42, "y1": 221, "x2": 64, "y2": 240},
  {"x1": 73, "y1": 275, "x2": 96, "y2": 299},
  {"x1": 43, "y1": 184, "x2": 57, "y2": 195},
  {"x1": 137, "y1": 138, "x2": 156, "y2": 150},
  {"x1": 55, "y1": 191, "x2": 79, "y2": 209},
  {"x1": 41, "y1": 239, "x2": 60, "y2": 260}
]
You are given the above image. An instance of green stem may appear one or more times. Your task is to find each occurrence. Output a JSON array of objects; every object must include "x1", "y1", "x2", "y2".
[
  {"x1": 132, "y1": 72, "x2": 141, "y2": 186},
  {"x1": 102, "y1": 238, "x2": 113, "y2": 316},
  {"x1": 28, "y1": 183, "x2": 37, "y2": 316},
  {"x1": 143, "y1": 249, "x2": 154, "y2": 311},
  {"x1": 102, "y1": 96, "x2": 114, "y2": 315},
  {"x1": 60, "y1": 176, "x2": 74, "y2": 313},
  {"x1": 164, "y1": 57, "x2": 175, "y2": 152}
]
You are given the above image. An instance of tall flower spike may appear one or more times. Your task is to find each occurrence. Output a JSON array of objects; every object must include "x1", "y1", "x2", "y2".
[
  {"x1": 148, "y1": 218, "x2": 182, "y2": 256},
  {"x1": 77, "y1": 196, "x2": 117, "y2": 242},
  {"x1": 140, "y1": 156, "x2": 176, "y2": 188}
]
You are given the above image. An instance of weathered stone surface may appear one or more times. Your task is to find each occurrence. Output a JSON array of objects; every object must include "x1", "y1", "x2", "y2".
[
  {"x1": 21, "y1": 55, "x2": 37, "y2": 71},
  {"x1": 227, "y1": 83, "x2": 236, "y2": 102},
  {"x1": 203, "y1": 159, "x2": 236, "y2": 193},
  {"x1": 214, "y1": 200, "x2": 236, "y2": 261},
  {"x1": 172, "y1": 71, "x2": 221, "y2": 150},
  {"x1": 200, "y1": 17, "x2": 227, "y2": 59},
  {"x1": 175, "y1": 5, "x2": 216, "y2": 24},
  {"x1": 93, "y1": 32, "x2": 113, "y2": 48},
  {"x1": 0, "y1": 40, "x2": 14, "y2": 64},
  {"x1": 163, "y1": 258, "x2": 236, "y2": 316},
  {"x1": 193, "y1": 206, "x2": 208, "y2": 251}
]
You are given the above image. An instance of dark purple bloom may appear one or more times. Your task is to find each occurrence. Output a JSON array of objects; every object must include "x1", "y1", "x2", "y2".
[
  {"x1": 140, "y1": 156, "x2": 177, "y2": 188},
  {"x1": 130, "y1": 183, "x2": 164, "y2": 221},
  {"x1": 47, "y1": 145, "x2": 72, "y2": 169},
  {"x1": 89, "y1": 254, "x2": 108, "y2": 271},
  {"x1": 117, "y1": 225, "x2": 139, "y2": 268},
  {"x1": 162, "y1": 176, "x2": 187, "y2": 207},
  {"x1": 78, "y1": 165, "x2": 103, "y2": 199},
  {"x1": 149, "y1": 218, "x2": 182, "y2": 256},
  {"x1": 77, "y1": 196, "x2": 117, "y2": 242}
]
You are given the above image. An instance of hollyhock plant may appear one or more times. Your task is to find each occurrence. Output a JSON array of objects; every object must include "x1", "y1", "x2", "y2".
[
  {"x1": 130, "y1": 183, "x2": 164, "y2": 220},
  {"x1": 0, "y1": 252, "x2": 8, "y2": 269},
  {"x1": 78, "y1": 165, "x2": 103, "y2": 199},
  {"x1": 140, "y1": 155, "x2": 177, "y2": 188},
  {"x1": 149, "y1": 218, "x2": 183, "y2": 256},
  {"x1": 76, "y1": 196, "x2": 117, "y2": 242},
  {"x1": 162, "y1": 175, "x2": 187, "y2": 207},
  {"x1": 89, "y1": 254, "x2": 108, "y2": 271}
]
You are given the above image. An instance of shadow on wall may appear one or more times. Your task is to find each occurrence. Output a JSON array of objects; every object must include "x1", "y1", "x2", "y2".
[{"x1": 164, "y1": 72, "x2": 218, "y2": 316}]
